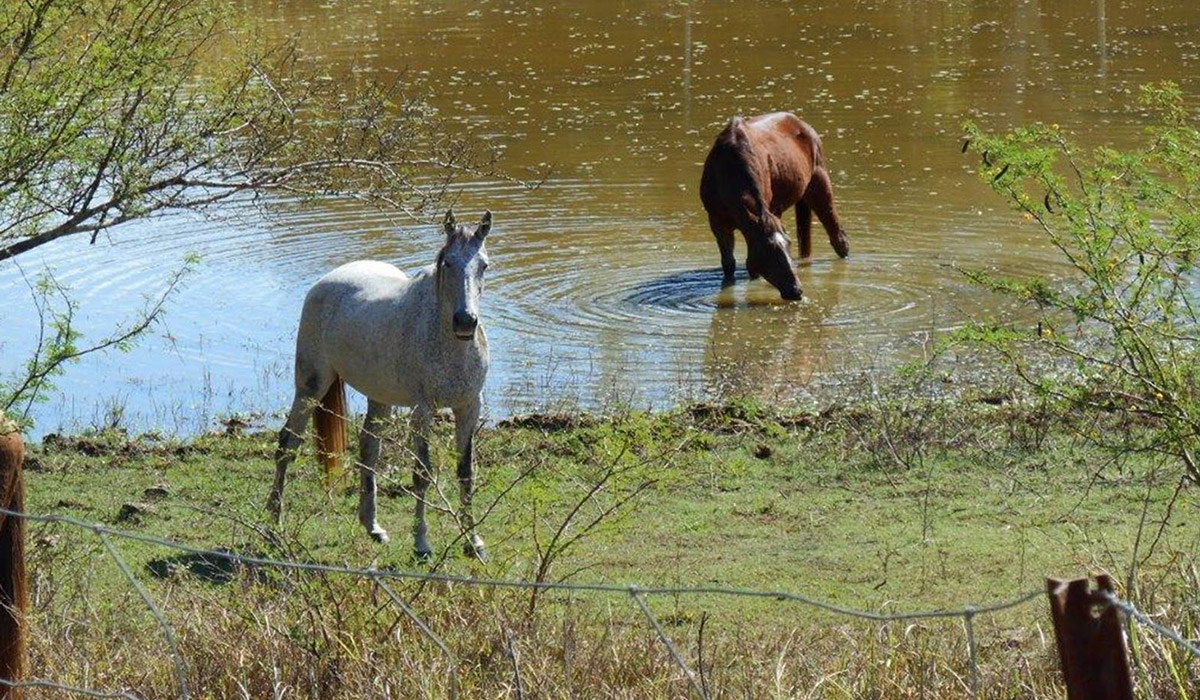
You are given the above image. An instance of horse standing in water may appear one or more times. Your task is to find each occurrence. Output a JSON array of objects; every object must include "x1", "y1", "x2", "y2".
[
  {"x1": 267, "y1": 210, "x2": 492, "y2": 560},
  {"x1": 700, "y1": 112, "x2": 850, "y2": 300}
]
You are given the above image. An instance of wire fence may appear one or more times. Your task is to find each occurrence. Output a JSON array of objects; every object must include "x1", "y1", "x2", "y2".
[{"x1": 1, "y1": 504, "x2": 1198, "y2": 700}]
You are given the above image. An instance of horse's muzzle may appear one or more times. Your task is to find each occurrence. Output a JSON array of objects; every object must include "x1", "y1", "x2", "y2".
[{"x1": 453, "y1": 310, "x2": 478, "y2": 339}]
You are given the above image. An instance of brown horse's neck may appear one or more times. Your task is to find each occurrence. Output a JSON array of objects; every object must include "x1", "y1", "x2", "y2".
[{"x1": 0, "y1": 429, "x2": 27, "y2": 696}]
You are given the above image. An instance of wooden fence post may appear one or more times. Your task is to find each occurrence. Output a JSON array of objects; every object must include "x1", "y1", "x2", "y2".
[
  {"x1": 1046, "y1": 575, "x2": 1134, "y2": 700},
  {"x1": 0, "y1": 417, "x2": 26, "y2": 700}
]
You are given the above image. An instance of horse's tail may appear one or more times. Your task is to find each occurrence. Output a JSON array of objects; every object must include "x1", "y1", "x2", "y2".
[
  {"x1": 800, "y1": 118, "x2": 826, "y2": 169},
  {"x1": 810, "y1": 132, "x2": 825, "y2": 169},
  {"x1": 313, "y1": 376, "x2": 347, "y2": 477},
  {"x1": 0, "y1": 429, "x2": 27, "y2": 695}
]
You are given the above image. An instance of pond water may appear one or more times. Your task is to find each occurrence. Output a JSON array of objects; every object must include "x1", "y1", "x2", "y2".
[{"x1": 3, "y1": 0, "x2": 1199, "y2": 435}]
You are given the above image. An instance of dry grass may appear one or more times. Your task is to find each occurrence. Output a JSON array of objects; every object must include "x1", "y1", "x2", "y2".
[
  {"x1": 26, "y1": 564, "x2": 1195, "y2": 699},
  {"x1": 24, "y1": 561, "x2": 1067, "y2": 699}
]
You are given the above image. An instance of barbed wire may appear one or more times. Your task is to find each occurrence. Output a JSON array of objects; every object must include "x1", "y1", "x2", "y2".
[
  {"x1": 2, "y1": 505, "x2": 1042, "y2": 620},
  {"x1": 8, "y1": 504, "x2": 1196, "y2": 699},
  {"x1": 1098, "y1": 590, "x2": 1200, "y2": 660},
  {"x1": 374, "y1": 577, "x2": 461, "y2": 700},
  {"x1": 1, "y1": 504, "x2": 1040, "y2": 700},
  {"x1": 97, "y1": 531, "x2": 190, "y2": 700},
  {"x1": 630, "y1": 587, "x2": 708, "y2": 700},
  {"x1": 0, "y1": 675, "x2": 146, "y2": 700},
  {"x1": 963, "y1": 606, "x2": 979, "y2": 698}
]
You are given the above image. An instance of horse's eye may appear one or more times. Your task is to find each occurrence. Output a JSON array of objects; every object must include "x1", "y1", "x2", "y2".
[{"x1": 480, "y1": 261, "x2": 489, "y2": 271}]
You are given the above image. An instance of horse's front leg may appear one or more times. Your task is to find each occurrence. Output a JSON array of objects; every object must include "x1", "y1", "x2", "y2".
[
  {"x1": 411, "y1": 404, "x2": 434, "y2": 560},
  {"x1": 357, "y1": 399, "x2": 391, "y2": 543},
  {"x1": 454, "y1": 400, "x2": 486, "y2": 561},
  {"x1": 796, "y1": 200, "x2": 813, "y2": 260},
  {"x1": 708, "y1": 214, "x2": 736, "y2": 286}
]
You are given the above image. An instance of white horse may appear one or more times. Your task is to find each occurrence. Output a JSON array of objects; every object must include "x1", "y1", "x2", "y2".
[{"x1": 267, "y1": 210, "x2": 492, "y2": 560}]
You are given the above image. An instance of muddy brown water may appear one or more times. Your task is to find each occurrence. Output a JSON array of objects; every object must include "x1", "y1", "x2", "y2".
[{"x1": 2, "y1": 0, "x2": 1198, "y2": 434}]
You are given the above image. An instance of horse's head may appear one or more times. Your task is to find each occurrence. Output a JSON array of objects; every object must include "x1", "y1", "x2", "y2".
[
  {"x1": 747, "y1": 204, "x2": 802, "y2": 301},
  {"x1": 436, "y1": 209, "x2": 491, "y2": 340}
]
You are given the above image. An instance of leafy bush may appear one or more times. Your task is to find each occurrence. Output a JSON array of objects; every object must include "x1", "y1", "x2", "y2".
[{"x1": 960, "y1": 82, "x2": 1200, "y2": 483}]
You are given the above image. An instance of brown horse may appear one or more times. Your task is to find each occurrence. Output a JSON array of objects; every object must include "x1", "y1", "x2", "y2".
[
  {"x1": 0, "y1": 421, "x2": 25, "y2": 698},
  {"x1": 700, "y1": 112, "x2": 849, "y2": 300}
]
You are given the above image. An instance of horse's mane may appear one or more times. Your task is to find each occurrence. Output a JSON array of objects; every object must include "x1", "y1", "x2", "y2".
[
  {"x1": 715, "y1": 117, "x2": 771, "y2": 228},
  {"x1": 435, "y1": 227, "x2": 471, "y2": 265},
  {"x1": 433, "y1": 227, "x2": 473, "y2": 286}
]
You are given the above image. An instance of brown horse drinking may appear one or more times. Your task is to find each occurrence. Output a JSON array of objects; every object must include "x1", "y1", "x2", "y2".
[{"x1": 700, "y1": 112, "x2": 849, "y2": 300}]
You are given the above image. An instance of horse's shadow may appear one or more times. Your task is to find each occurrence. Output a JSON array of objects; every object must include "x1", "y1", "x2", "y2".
[{"x1": 146, "y1": 549, "x2": 268, "y2": 585}]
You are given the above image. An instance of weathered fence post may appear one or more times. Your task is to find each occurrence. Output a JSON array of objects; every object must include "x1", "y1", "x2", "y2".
[
  {"x1": 1046, "y1": 575, "x2": 1134, "y2": 700},
  {"x1": 0, "y1": 415, "x2": 26, "y2": 700}
]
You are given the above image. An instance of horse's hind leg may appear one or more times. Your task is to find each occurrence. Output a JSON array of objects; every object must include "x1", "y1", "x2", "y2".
[
  {"x1": 410, "y1": 403, "x2": 435, "y2": 560},
  {"x1": 708, "y1": 213, "x2": 736, "y2": 286},
  {"x1": 454, "y1": 399, "x2": 486, "y2": 561},
  {"x1": 267, "y1": 363, "x2": 334, "y2": 524},
  {"x1": 796, "y1": 200, "x2": 813, "y2": 259},
  {"x1": 803, "y1": 167, "x2": 850, "y2": 258},
  {"x1": 357, "y1": 399, "x2": 391, "y2": 543}
]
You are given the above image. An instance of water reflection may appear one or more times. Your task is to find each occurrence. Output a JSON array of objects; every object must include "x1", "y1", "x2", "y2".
[{"x1": 703, "y1": 260, "x2": 850, "y2": 396}]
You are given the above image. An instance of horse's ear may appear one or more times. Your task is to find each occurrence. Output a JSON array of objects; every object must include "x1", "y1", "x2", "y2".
[
  {"x1": 475, "y1": 210, "x2": 492, "y2": 240},
  {"x1": 443, "y1": 209, "x2": 456, "y2": 235}
]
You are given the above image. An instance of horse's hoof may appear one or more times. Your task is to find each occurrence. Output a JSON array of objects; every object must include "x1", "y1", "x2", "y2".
[
  {"x1": 369, "y1": 528, "x2": 389, "y2": 544},
  {"x1": 721, "y1": 277, "x2": 735, "y2": 288},
  {"x1": 464, "y1": 543, "x2": 488, "y2": 562},
  {"x1": 413, "y1": 548, "x2": 433, "y2": 563}
]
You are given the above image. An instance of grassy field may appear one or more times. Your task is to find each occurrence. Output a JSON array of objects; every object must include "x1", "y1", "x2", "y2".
[{"x1": 15, "y1": 396, "x2": 1200, "y2": 698}]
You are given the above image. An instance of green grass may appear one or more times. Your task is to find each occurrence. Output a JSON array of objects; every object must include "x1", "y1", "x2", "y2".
[
  {"x1": 15, "y1": 397, "x2": 1200, "y2": 698},
  {"x1": 25, "y1": 401, "x2": 1195, "y2": 608}
]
